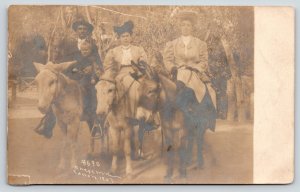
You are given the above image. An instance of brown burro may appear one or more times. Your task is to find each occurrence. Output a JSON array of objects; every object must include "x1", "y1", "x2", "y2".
[{"x1": 33, "y1": 61, "x2": 92, "y2": 171}]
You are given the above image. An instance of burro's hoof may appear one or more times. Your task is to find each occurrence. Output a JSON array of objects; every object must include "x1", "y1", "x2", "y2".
[
  {"x1": 196, "y1": 163, "x2": 204, "y2": 170},
  {"x1": 57, "y1": 162, "x2": 66, "y2": 173},
  {"x1": 126, "y1": 173, "x2": 133, "y2": 180},
  {"x1": 110, "y1": 167, "x2": 117, "y2": 175},
  {"x1": 164, "y1": 174, "x2": 173, "y2": 183},
  {"x1": 86, "y1": 152, "x2": 96, "y2": 160},
  {"x1": 179, "y1": 170, "x2": 187, "y2": 179}
]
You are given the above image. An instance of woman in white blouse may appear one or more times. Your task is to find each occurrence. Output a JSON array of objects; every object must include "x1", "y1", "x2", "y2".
[
  {"x1": 163, "y1": 11, "x2": 217, "y2": 169},
  {"x1": 102, "y1": 20, "x2": 147, "y2": 83},
  {"x1": 101, "y1": 21, "x2": 150, "y2": 161}
]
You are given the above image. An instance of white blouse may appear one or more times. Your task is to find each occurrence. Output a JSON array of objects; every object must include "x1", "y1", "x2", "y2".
[
  {"x1": 181, "y1": 35, "x2": 192, "y2": 56},
  {"x1": 77, "y1": 38, "x2": 86, "y2": 50},
  {"x1": 121, "y1": 45, "x2": 132, "y2": 65}
]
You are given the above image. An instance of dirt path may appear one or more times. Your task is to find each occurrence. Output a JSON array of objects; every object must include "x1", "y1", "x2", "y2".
[{"x1": 8, "y1": 115, "x2": 253, "y2": 184}]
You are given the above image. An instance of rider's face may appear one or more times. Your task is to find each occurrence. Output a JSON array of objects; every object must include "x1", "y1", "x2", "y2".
[
  {"x1": 80, "y1": 45, "x2": 92, "y2": 57},
  {"x1": 76, "y1": 25, "x2": 89, "y2": 39},
  {"x1": 120, "y1": 32, "x2": 132, "y2": 46},
  {"x1": 180, "y1": 20, "x2": 193, "y2": 36}
]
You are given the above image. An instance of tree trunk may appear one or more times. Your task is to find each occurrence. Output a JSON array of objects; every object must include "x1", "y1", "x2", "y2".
[{"x1": 221, "y1": 38, "x2": 245, "y2": 122}]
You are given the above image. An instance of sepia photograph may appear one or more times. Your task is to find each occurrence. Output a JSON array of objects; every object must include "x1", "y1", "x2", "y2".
[{"x1": 7, "y1": 5, "x2": 255, "y2": 184}]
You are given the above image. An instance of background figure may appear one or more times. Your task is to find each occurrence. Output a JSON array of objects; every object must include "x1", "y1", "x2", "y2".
[
  {"x1": 11, "y1": 33, "x2": 47, "y2": 78},
  {"x1": 206, "y1": 25, "x2": 231, "y2": 119}
]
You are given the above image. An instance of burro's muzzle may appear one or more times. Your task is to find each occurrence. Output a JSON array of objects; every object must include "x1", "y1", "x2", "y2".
[{"x1": 95, "y1": 80, "x2": 116, "y2": 116}]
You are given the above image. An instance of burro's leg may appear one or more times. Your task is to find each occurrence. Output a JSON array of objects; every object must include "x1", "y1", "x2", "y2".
[
  {"x1": 164, "y1": 127, "x2": 174, "y2": 180},
  {"x1": 179, "y1": 128, "x2": 188, "y2": 178},
  {"x1": 196, "y1": 127, "x2": 205, "y2": 169},
  {"x1": 87, "y1": 116, "x2": 96, "y2": 156},
  {"x1": 186, "y1": 125, "x2": 195, "y2": 166},
  {"x1": 109, "y1": 126, "x2": 119, "y2": 174},
  {"x1": 68, "y1": 117, "x2": 80, "y2": 169},
  {"x1": 203, "y1": 130, "x2": 217, "y2": 166},
  {"x1": 124, "y1": 125, "x2": 133, "y2": 177},
  {"x1": 57, "y1": 119, "x2": 67, "y2": 170},
  {"x1": 132, "y1": 125, "x2": 140, "y2": 160}
]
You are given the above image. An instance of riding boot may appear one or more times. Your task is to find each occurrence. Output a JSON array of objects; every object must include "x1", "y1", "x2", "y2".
[{"x1": 35, "y1": 108, "x2": 56, "y2": 139}]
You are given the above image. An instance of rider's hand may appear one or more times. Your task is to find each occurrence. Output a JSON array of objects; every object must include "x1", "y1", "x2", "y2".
[
  {"x1": 171, "y1": 66, "x2": 178, "y2": 75},
  {"x1": 170, "y1": 66, "x2": 178, "y2": 81},
  {"x1": 72, "y1": 68, "x2": 79, "y2": 73},
  {"x1": 171, "y1": 66, "x2": 177, "y2": 73},
  {"x1": 91, "y1": 78, "x2": 96, "y2": 85},
  {"x1": 83, "y1": 66, "x2": 93, "y2": 74}
]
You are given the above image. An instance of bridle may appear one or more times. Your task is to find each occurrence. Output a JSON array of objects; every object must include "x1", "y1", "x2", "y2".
[
  {"x1": 99, "y1": 77, "x2": 136, "y2": 108},
  {"x1": 98, "y1": 76, "x2": 137, "y2": 122},
  {"x1": 36, "y1": 68, "x2": 63, "y2": 113}
]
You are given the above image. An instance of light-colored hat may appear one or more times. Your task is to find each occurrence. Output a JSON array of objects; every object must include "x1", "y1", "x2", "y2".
[{"x1": 176, "y1": 11, "x2": 198, "y2": 25}]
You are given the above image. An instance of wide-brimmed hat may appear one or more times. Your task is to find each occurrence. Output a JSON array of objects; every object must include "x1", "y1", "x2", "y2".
[
  {"x1": 175, "y1": 11, "x2": 198, "y2": 25},
  {"x1": 72, "y1": 20, "x2": 94, "y2": 33},
  {"x1": 113, "y1": 20, "x2": 134, "y2": 36}
]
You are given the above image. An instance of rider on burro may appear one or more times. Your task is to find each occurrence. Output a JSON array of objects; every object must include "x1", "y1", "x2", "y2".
[{"x1": 163, "y1": 11, "x2": 217, "y2": 168}]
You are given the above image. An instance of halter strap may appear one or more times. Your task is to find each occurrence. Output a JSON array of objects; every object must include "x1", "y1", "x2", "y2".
[
  {"x1": 43, "y1": 68, "x2": 63, "y2": 105},
  {"x1": 99, "y1": 78, "x2": 116, "y2": 84}
]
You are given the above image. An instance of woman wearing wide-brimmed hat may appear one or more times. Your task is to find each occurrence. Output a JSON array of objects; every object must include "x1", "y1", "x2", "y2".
[
  {"x1": 101, "y1": 20, "x2": 150, "y2": 165},
  {"x1": 102, "y1": 20, "x2": 147, "y2": 82},
  {"x1": 163, "y1": 11, "x2": 217, "y2": 169}
]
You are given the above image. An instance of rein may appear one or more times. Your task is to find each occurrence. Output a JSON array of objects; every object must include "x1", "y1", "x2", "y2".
[
  {"x1": 99, "y1": 77, "x2": 137, "y2": 108},
  {"x1": 48, "y1": 69, "x2": 62, "y2": 105},
  {"x1": 99, "y1": 76, "x2": 138, "y2": 122}
]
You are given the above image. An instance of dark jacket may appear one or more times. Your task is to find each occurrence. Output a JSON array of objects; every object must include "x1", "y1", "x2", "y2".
[
  {"x1": 60, "y1": 36, "x2": 103, "y2": 71},
  {"x1": 65, "y1": 53, "x2": 99, "y2": 83}
]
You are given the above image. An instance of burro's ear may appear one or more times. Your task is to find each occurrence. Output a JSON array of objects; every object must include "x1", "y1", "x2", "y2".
[
  {"x1": 33, "y1": 62, "x2": 45, "y2": 73},
  {"x1": 52, "y1": 60, "x2": 77, "y2": 72}
]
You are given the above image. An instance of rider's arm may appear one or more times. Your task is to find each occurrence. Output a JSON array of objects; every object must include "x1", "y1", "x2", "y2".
[
  {"x1": 102, "y1": 48, "x2": 117, "y2": 80},
  {"x1": 138, "y1": 47, "x2": 148, "y2": 63},
  {"x1": 163, "y1": 41, "x2": 176, "y2": 73},
  {"x1": 188, "y1": 40, "x2": 208, "y2": 74},
  {"x1": 91, "y1": 43, "x2": 104, "y2": 72}
]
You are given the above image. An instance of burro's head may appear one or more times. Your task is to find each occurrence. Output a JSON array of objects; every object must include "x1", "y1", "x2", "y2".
[
  {"x1": 95, "y1": 79, "x2": 116, "y2": 116},
  {"x1": 33, "y1": 61, "x2": 76, "y2": 114}
]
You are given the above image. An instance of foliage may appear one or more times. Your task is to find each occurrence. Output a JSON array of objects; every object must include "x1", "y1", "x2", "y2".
[{"x1": 8, "y1": 6, "x2": 254, "y2": 76}]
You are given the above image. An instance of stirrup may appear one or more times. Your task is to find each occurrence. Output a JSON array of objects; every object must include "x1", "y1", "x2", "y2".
[{"x1": 90, "y1": 120, "x2": 105, "y2": 139}]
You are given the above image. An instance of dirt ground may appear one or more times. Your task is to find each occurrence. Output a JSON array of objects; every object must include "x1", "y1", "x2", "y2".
[{"x1": 7, "y1": 94, "x2": 253, "y2": 184}]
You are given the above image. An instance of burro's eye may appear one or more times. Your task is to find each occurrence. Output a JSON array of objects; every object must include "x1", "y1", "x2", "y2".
[
  {"x1": 108, "y1": 89, "x2": 114, "y2": 93},
  {"x1": 49, "y1": 80, "x2": 55, "y2": 86}
]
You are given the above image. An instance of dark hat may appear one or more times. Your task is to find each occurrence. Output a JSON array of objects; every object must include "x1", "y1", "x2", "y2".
[
  {"x1": 72, "y1": 20, "x2": 94, "y2": 33},
  {"x1": 113, "y1": 20, "x2": 134, "y2": 36}
]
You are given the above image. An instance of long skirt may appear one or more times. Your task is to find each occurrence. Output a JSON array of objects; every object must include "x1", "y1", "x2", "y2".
[{"x1": 177, "y1": 68, "x2": 217, "y2": 131}]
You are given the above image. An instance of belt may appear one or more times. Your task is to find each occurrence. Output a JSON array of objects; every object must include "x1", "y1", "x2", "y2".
[{"x1": 120, "y1": 64, "x2": 132, "y2": 68}]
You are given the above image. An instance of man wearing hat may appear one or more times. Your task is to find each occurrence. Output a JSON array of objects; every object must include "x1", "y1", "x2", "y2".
[
  {"x1": 35, "y1": 19, "x2": 103, "y2": 138},
  {"x1": 61, "y1": 19, "x2": 102, "y2": 66}
]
